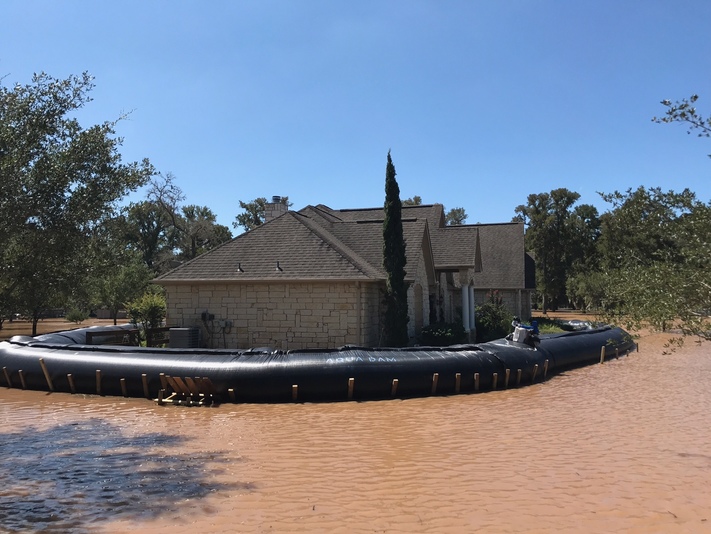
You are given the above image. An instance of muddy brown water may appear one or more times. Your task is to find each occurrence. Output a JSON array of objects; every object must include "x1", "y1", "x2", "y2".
[{"x1": 0, "y1": 333, "x2": 709, "y2": 533}]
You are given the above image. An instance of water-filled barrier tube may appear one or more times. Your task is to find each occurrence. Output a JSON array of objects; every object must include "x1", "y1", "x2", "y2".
[{"x1": 0, "y1": 324, "x2": 634, "y2": 403}]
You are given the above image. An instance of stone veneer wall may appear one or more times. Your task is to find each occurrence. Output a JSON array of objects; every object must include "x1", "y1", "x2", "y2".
[
  {"x1": 163, "y1": 281, "x2": 384, "y2": 350},
  {"x1": 406, "y1": 249, "x2": 432, "y2": 340}
]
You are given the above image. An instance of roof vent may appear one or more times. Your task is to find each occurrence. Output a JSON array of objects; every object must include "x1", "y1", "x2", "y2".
[{"x1": 272, "y1": 195, "x2": 282, "y2": 203}]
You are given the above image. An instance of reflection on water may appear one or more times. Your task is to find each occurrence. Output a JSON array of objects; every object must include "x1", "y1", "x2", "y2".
[
  {"x1": 0, "y1": 418, "x2": 247, "y2": 533},
  {"x1": 0, "y1": 340, "x2": 709, "y2": 533}
]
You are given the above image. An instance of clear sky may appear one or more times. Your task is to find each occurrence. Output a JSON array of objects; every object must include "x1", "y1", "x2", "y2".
[{"x1": 3, "y1": 0, "x2": 710, "y2": 229}]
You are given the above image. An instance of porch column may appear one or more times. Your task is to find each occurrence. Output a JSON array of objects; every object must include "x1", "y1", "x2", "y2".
[
  {"x1": 461, "y1": 284, "x2": 470, "y2": 332},
  {"x1": 468, "y1": 285, "x2": 476, "y2": 331},
  {"x1": 517, "y1": 289, "x2": 522, "y2": 319}
]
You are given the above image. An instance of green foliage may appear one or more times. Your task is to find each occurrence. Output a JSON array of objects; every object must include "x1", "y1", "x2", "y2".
[
  {"x1": 233, "y1": 196, "x2": 292, "y2": 232},
  {"x1": 382, "y1": 151, "x2": 409, "y2": 347},
  {"x1": 475, "y1": 291, "x2": 514, "y2": 342},
  {"x1": 419, "y1": 322, "x2": 466, "y2": 346},
  {"x1": 445, "y1": 207, "x2": 468, "y2": 225},
  {"x1": 66, "y1": 309, "x2": 89, "y2": 324},
  {"x1": 402, "y1": 195, "x2": 422, "y2": 206},
  {"x1": 514, "y1": 188, "x2": 598, "y2": 311},
  {"x1": 126, "y1": 289, "x2": 167, "y2": 336},
  {"x1": 0, "y1": 72, "x2": 154, "y2": 335},
  {"x1": 566, "y1": 271, "x2": 607, "y2": 312},
  {"x1": 95, "y1": 253, "x2": 154, "y2": 325},
  {"x1": 597, "y1": 187, "x2": 711, "y2": 340},
  {"x1": 652, "y1": 94, "x2": 711, "y2": 158}
]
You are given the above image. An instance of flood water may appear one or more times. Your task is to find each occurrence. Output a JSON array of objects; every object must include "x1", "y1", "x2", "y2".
[{"x1": 1, "y1": 335, "x2": 709, "y2": 533}]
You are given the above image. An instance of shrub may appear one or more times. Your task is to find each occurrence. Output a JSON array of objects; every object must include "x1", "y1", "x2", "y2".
[
  {"x1": 475, "y1": 291, "x2": 514, "y2": 342},
  {"x1": 65, "y1": 308, "x2": 89, "y2": 324},
  {"x1": 419, "y1": 321, "x2": 466, "y2": 346},
  {"x1": 126, "y1": 290, "x2": 166, "y2": 338}
]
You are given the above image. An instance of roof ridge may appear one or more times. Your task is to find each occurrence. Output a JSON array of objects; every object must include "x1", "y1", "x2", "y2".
[{"x1": 292, "y1": 212, "x2": 384, "y2": 279}]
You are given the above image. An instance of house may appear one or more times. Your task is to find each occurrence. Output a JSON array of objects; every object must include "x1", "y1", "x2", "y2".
[{"x1": 154, "y1": 199, "x2": 534, "y2": 349}]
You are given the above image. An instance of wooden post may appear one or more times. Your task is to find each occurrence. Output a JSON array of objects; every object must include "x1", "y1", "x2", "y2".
[
  {"x1": 391, "y1": 378, "x2": 399, "y2": 397},
  {"x1": 120, "y1": 378, "x2": 128, "y2": 397},
  {"x1": 159, "y1": 373, "x2": 168, "y2": 390},
  {"x1": 2, "y1": 367, "x2": 11, "y2": 388},
  {"x1": 516, "y1": 369, "x2": 522, "y2": 386},
  {"x1": 228, "y1": 388, "x2": 235, "y2": 402},
  {"x1": 67, "y1": 374, "x2": 76, "y2": 394},
  {"x1": 492, "y1": 372, "x2": 498, "y2": 390},
  {"x1": 142, "y1": 374, "x2": 149, "y2": 398},
  {"x1": 636, "y1": 343, "x2": 639, "y2": 353},
  {"x1": 292, "y1": 384, "x2": 298, "y2": 402},
  {"x1": 39, "y1": 358, "x2": 54, "y2": 392},
  {"x1": 348, "y1": 377, "x2": 355, "y2": 399},
  {"x1": 532, "y1": 364, "x2": 539, "y2": 383},
  {"x1": 615, "y1": 347, "x2": 619, "y2": 359},
  {"x1": 18, "y1": 370, "x2": 26, "y2": 390},
  {"x1": 455, "y1": 373, "x2": 461, "y2": 394},
  {"x1": 600, "y1": 346, "x2": 606, "y2": 364},
  {"x1": 543, "y1": 359, "x2": 549, "y2": 379},
  {"x1": 431, "y1": 373, "x2": 439, "y2": 395},
  {"x1": 504, "y1": 369, "x2": 511, "y2": 389},
  {"x1": 474, "y1": 372, "x2": 480, "y2": 392},
  {"x1": 157, "y1": 389, "x2": 165, "y2": 405},
  {"x1": 96, "y1": 370, "x2": 102, "y2": 395}
]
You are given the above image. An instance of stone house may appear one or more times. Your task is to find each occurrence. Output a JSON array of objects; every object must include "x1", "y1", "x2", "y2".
[{"x1": 154, "y1": 200, "x2": 534, "y2": 349}]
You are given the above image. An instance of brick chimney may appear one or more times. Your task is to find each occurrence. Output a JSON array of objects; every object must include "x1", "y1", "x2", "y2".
[{"x1": 265, "y1": 195, "x2": 288, "y2": 222}]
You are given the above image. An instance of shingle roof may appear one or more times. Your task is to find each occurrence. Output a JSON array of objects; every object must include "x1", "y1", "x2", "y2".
[
  {"x1": 156, "y1": 208, "x2": 431, "y2": 283},
  {"x1": 155, "y1": 203, "x2": 526, "y2": 289},
  {"x1": 469, "y1": 223, "x2": 526, "y2": 288},
  {"x1": 156, "y1": 212, "x2": 377, "y2": 282},
  {"x1": 309, "y1": 204, "x2": 527, "y2": 288}
]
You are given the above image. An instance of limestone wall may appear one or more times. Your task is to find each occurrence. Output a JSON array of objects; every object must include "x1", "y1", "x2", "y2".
[{"x1": 163, "y1": 281, "x2": 383, "y2": 350}]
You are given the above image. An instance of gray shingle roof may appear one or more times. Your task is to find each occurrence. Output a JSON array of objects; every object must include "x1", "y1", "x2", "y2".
[
  {"x1": 155, "y1": 202, "x2": 526, "y2": 289},
  {"x1": 309, "y1": 204, "x2": 527, "y2": 288},
  {"x1": 156, "y1": 208, "x2": 431, "y2": 283},
  {"x1": 156, "y1": 212, "x2": 377, "y2": 282}
]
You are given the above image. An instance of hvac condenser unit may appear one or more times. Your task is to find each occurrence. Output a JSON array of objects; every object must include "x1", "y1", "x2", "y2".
[{"x1": 169, "y1": 327, "x2": 201, "y2": 348}]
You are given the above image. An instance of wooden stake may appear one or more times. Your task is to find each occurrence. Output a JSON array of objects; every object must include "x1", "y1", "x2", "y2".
[
  {"x1": 18, "y1": 370, "x2": 26, "y2": 390},
  {"x1": 455, "y1": 373, "x2": 461, "y2": 394},
  {"x1": 120, "y1": 378, "x2": 128, "y2": 397},
  {"x1": 292, "y1": 384, "x2": 298, "y2": 402},
  {"x1": 492, "y1": 372, "x2": 498, "y2": 390},
  {"x1": 348, "y1": 377, "x2": 355, "y2": 399},
  {"x1": 391, "y1": 378, "x2": 399, "y2": 397},
  {"x1": 474, "y1": 372, "x2": 480, "y2": 392},
  {"x1": 431, "y1": 373, "x2": 439, "y2": 395},
  {"x1": 67, "y1": 374, "x2": 76, "y2": 394},
  {"x1": 615, "y1": 347, "x2": 619, "y2": 359},
  {"x1": 39, "y1": 358, "x2": 54, "y2": 392},
  {"x1": 543, "y1": 359, "x2": 549, "y2": 379},
  {"x1": 2, "y1": 367, "x2": 11, "y2": 388},
  {"x1": 600, "y1": 346, "x2": 606, "y2": 364},
  {"x1": 228, "y1": 388, "x2": 235, "y2": 402},
  {"x1": 157, "y1": 389, "x2": 165, "y2": 405},
  {"x1": 532, "y1": 364, "x2": 539, "y2": 383},
  {"x1": 504, "y1": 369, "x2": 510, "y2": 389},
  {"x1": 159, "y1": 373, "x2": 168, "y2": 390},
  {"x1": 142, "y1": 374, "x2": 149, "y2": 398},
  {"x1": 516, "y1": 369, "x2": 522, "y2": 386},
  {"x1": 96, "y1": 370, "x2": 102, "y2": 395}
]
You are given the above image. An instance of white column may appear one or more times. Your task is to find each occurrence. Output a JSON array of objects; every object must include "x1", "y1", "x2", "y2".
[
  {"x1": 461, "y1": 284, "x2": 470, "y2": 332},
  {"x1": 468, "y1": 285, "x2": 476, "y2": 331}
]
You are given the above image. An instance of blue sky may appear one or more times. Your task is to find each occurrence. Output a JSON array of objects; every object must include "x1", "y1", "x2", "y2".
[{"x1": 3, "y1": 0, "x2": 710, "y2": 229}]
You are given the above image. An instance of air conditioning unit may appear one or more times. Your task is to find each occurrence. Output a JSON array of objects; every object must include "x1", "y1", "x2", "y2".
[{"x1": 169, "y1": 327, "x2": 201, "y2": 348}]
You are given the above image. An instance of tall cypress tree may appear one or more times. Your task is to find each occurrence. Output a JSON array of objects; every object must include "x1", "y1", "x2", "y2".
[{"x1": 382, "y1": 151, "x2": 409, "y2": 346}]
